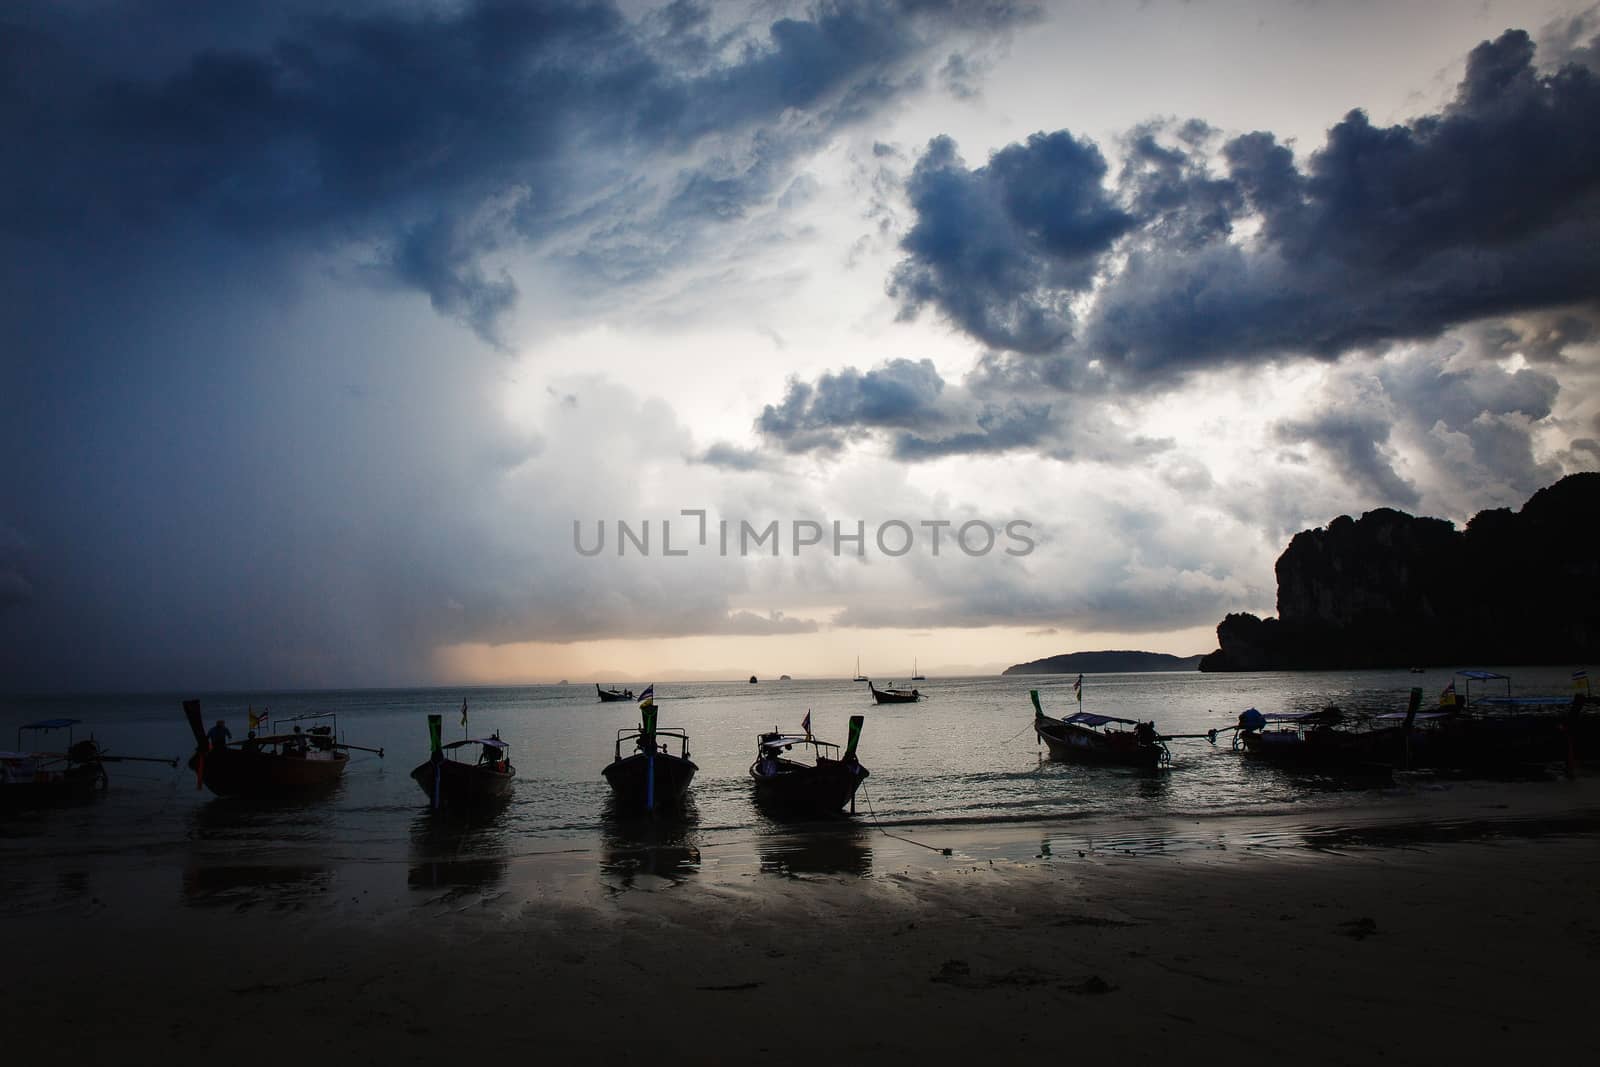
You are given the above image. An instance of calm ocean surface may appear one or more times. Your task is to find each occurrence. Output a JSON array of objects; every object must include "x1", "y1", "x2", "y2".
[{"x1": 1, "y1": 666, "x2": 1587, "y2": 898}]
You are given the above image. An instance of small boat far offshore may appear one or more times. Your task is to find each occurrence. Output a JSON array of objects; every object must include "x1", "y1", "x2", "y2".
[
  {"x1": 411, "y1": 713, "x2": 516, "y2": 811},
  {"x1": 868, "y1": 679, "x2": 921, "y2": 704},
  {"x1": 852, "y1": 656, "x2": 867, "y2": 682},
  {"x1": 750, "y1": 715, "x2": 869, "y2": 817}
]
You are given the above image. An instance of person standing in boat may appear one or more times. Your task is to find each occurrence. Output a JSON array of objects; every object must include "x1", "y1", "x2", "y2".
[{"x1": 207, "y1": 719, "x2": 231, "y2": 750}]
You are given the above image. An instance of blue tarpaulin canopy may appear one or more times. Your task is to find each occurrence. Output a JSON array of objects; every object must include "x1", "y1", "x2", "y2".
[
  {"x1": 1456, "y1": 670, "x2": 1509, "y2": 681},
  {"x1": 22, "y1": 719, "x2": 81, "y2": 730},
  {"x1": 1063, "y1": 712, "x2": 1138, "y2": 727}
]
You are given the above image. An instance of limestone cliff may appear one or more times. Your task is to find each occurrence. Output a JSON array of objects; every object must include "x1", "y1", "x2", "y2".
[{"x1": 1200, "y1": 473, "x2": 1600, "y2": 670}]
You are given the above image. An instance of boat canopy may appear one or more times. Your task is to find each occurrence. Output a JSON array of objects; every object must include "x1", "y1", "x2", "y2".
[
  {"x1": 1256, "y1": 710, "x2": 1341, "y2": 723},
  {"x1": 1062, "y1": 711, "x2": 1139, "y2": 727},
  {"x1": 1375, "y1": 710, "x2": 1455, "y2": 721},
  {"x1": 442, "y1": 737, "x2": 509, "y2": 750},
  {"x1": 759, "y1": 734, "x2": 835, "y2": 752},
  {"x1": 1473, "y1": 696, "x2": 1574, "y2": 707},
  {"x1": 22, "y1": 718, "x2": 82, "y2": 730},
  {"x1": 1456, "y1": 670, "x2": 1509, "y2": 681}
]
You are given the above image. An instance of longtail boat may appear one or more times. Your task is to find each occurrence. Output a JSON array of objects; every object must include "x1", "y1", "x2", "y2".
[
  {"x1": 411, "y1": 713, "x2": 516, "y2": 811},
  {"x1": 1030, "y1": 689, "x2": 1167, "y2": 768},
  {"x1": 596, "y1": 684, "x2": 634, "y2": 702},
  {"x1": 1225, "y1": 686, "x2": 1567, "y2": 772},
  {"x1": 750, "y1": 715, "x2": 869, "y2": 817},
  {"x1": 183, "y1": 700, "x2": 383, "y2": 797},
  {"x1": 1233, "y1": 706, "x2": 1395, "y2": 767},
  {"x1": 868, "y1": 679, "x2": 920, "y2": 704},
  {"x1": 1, "y1": 719, "x2": 176, "y2": 808},
  {"x1": 601, "y1": 694, "x2": 696, "y2": 813}
]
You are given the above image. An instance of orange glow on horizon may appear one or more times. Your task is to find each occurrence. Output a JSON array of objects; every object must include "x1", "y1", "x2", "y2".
[{"x1": 432, "y1": 624, "x2": 1219, "y2": 685}]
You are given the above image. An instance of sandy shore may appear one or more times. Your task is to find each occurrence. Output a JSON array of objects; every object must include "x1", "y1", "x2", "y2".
[{"x1": 6, "y1": 776, "x2": 1599, "y2": 1065}]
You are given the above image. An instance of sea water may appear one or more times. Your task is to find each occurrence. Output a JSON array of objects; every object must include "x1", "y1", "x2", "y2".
[{"x1": 0, "y1": 666, "x2": 1586, "y2": 901}]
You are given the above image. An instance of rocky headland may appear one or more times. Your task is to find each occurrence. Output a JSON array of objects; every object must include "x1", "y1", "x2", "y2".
[
  {"x1": 1199, "y1": 472, "x2": 1600, "y2": 671},
  {"x1": 1003, "y1": 650, "x2": 1205, "y2": 675}
]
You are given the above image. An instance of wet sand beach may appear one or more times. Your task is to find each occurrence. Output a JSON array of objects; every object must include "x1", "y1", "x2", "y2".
[{"x1": 5, "y1": 775, "x2": 1598, "y2": 1065}]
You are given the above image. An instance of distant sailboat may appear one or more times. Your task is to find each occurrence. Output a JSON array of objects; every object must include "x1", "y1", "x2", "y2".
[
  {"x1": 911, "y1": 658, "x2": 925, "y2": 681},
  {"x1": 852, "y1": 656, "x2": 867, "y2": 682}
]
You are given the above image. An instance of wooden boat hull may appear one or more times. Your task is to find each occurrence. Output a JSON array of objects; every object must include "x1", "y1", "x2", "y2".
[
  {"x1": 750, "y1": 757, "x2": 868, "y2": 816},
  {"x1": 188, "y1": 747, "x2": 348, "y2": 797},
  {"x1": 0, "y1": 759, "x2": 107, "y2": 808},
  {"x1": 1037, "y1": 721, "x2": 1162, "y2": 768},
  {"x1": 1238, "y1": 728, "x2": 1396, "y2": 767},
  {"x1": 410, "y1": 759, "x2": 515, "y2": 809},
  {"x1": 1240, "y1": 718, "x2": 1577, "y2": 771},
  {"x1": 602, "y1": 752, "x2": 697, "y2": 811},
  {"x1": 596, "y1": 686, "x2": 631, "y2": 702},
  {"x1": 869, "y1": 683, "x2": 920, "y2": 704}
]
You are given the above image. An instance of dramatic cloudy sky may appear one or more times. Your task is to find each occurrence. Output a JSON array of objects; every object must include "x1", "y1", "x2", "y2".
[{"x1": 4, "y1": 0, "x2": 1598, "y2": 690}]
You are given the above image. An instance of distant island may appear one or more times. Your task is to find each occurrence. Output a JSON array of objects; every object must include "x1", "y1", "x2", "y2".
[
  {"x1": 1200, "y1": 472, "x2": 1600, "y2": 671},
  {"x1": 1002, "y1": 650, "x2": 1206, "y2": 675}
]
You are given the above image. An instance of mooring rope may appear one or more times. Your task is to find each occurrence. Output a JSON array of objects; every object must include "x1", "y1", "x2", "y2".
[
  {"x1": 858, "y1": 781, "x2": 953, "y2": 856},
  {"x1": 1001, "y1": 719, "x2": 1041, "y2": 745}
]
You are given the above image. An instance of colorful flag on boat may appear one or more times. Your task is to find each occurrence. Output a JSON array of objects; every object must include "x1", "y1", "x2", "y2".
[
  {"x1": 1073, "y1": 674, "x2": 1082, "y2": 703},
  {"x1": 1439, "y1": 680, "x2": 1456, "y2": 706},
  {"x1": 248, "y1": 707, "x2": 267, "y2": 731},
  {"x1": 460, "y1": 697, "x2": 468, "y2": 727},
  {"x1": 801, "y1": 710, "x2": 812, "y2": 740},
  {"x1": 1574, "y1": 668, "x2": 1590, "y2": 693},
  {"x1": 639, "y1": 685, "x2": 655, "y2": 709}
]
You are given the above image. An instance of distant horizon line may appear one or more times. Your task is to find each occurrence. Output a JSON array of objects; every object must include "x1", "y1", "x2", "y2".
[{"x1": 1, "y1": 667, "x2": 1233, "y2": 698}]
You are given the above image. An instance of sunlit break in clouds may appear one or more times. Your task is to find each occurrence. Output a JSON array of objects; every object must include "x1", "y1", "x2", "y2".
[{"x1": 3, "y1": 0, "x2": 1598, "y2": 690}]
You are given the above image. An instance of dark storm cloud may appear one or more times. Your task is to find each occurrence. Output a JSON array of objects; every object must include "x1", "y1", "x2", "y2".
[
  {"x1": 1479, "y1": 311, "x2": 1600, "y2": 363},
  {"x1": 0, "y1": 1, "x2": 1043, "y2": 689},
  {"x1": 752, "y1": 354, "x2": 1169, "y2": 462},
  {"x1": 1379, "y1": 350, "x2": 1565, "y2": 493},
  {"x1": 890, "y1": 28, "x2": 1600, "y2": 380},
  {"x1": 694, "y1": 442, "x2": 777, "y2": 471},
  {"x1": 890, "y1": 401, "x2": 1053, "y2": 460},
  {"x1": 3, "y1": 0, "x2": 1032, "y2": 343},
  {"x1": 1542, "y1": 3, "x2": 1600, "y2": 70},
  {"x1": 1274, "y1": 412, "x2": 1421, "y2": 509},
  {"x1": 759, "y1": 26, "x2": 1600, "y2": 465},
  {"x1": 756, "y1": 358, "x2": 947, "y2": 453},
  {"x1": 887, "y1": 132, "x2": 1133, "y2": 353}
]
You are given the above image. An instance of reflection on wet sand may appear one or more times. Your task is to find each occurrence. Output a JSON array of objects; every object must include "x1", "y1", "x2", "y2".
[
  {"x1": 182, "y1": 863, "x2": 332, "y2": 909},
  {"x1": 188, "y1": 791, "x2": 340, "y2": 842},
  {"x1": 1259, "y1": 811, "x2": 1600, "y2": 853},
  {"x1": 183, "y1": 796, "x2": 336, "y2": 909},
  {"x1": 598, "y1": 796, "x2": 702, "y2": 887},
  {"x1": 407, "y1": 808, "x2": 510, "y2": 891},
  {"x1": 757, "y1": 822, "x2": 872, "y2": 878},
  {"x1": 1039, "y1": 827, "x2": 1182, "y2": 859}
]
